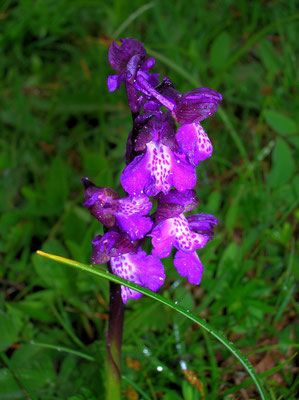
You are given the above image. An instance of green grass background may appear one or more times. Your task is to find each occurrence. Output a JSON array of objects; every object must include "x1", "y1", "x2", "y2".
[{"x1": 0, "y1": 0, "x2": 298, "y2": 399}]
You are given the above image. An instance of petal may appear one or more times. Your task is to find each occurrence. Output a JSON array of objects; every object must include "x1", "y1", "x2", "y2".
[
  {"x1": 155, "y1": 189, "x2": 199, "y2": 223},
  {"x1": 157, "y1": 189, "x2": 199, "y2": 209},
  {"x1": 172, "y1": 152, "x2": 197, "y2": 192},
  {"x1": 108, "y1": 39, "x2": 146, "y2": 73},
  {"x1": 91, "y1": 232, "x2": 136, "y2": 264},
  {"x1": 176, "y1": 122, "x2": 213, "y2": 165},
  {"x1": 120, "y1": 150, "x2": 153, "y2": 195},
  {"x1": 116, "y1": 215, "x2": 153, "y2": 240},
  {"x1": 151, "y1": 214, "x2": 209, "y2": 256},
  {"x1": 110, "y1": 250, "x2": 165, "y2": 303},
  {"x1": 173, "y1": 88, "x2": 222, "y2": 124},
  {"x1": 117, "y1": 194, "x2": 152, "y2": 216},
  {"x1": 174, "y1": 250, "x2": 204, "y2": 284},
  {"x1": 82, "y1": 178, "x2": 119, "y2": 227},
  {"x1": 122, "y1": 141, "x2": 196, "y2": 196},
  {"x1": 171, "y1": 214, "x2": 209, "y2": 252},
  {"x1": 187, "y1": 213, "x2": 218, "y2": 240},
  {"x1": 150, "y1": 219, "x2": 175, "y2": 258},
  {"x1": 107, "y1": 75, "x2": 122, "y2": 92}
]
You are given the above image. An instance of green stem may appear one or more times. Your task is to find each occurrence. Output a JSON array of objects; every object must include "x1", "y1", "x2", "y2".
[{"x1": 105, "y1": 279, "x2": 124, "y2": 400}]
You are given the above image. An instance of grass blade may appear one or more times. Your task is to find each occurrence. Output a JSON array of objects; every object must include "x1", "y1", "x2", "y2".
[{"x1": 36, "y1": 250, "x2": 268, "y2": 400}]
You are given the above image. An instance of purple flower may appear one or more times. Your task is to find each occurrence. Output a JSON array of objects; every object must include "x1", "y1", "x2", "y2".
[
  {"x1": 91, "y1": 231, "x2": 165, "y2": 303},
  {"x1": 150, "y1": 213, "x2": 211, "y2": 258},
  {"x1": 176, "y1": 122, "x2": 213, "y2": 166},
  {"x1": 82, "y1": 178, "x2": 153, "y2": 240},
  {"x1": 149, "y1": 210, "x2": 217, "y2": 284},
  {"x1": 121, "y1": 141, "x2": 196, "y2": 196},
  {"x1": 110, "y1": 250, "x2": 165, "y2": 303},
  {"x1": 91, "y1": 232, "x2": 136, "y2": 264}
]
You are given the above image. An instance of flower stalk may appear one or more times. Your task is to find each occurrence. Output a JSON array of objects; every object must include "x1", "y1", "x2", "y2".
[{"x1": 105, "y1": 279, "x2": 124, "y2": 400}]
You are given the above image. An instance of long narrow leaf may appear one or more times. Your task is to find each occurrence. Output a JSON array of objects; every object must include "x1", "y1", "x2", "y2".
[{"x1": 36, "y1": 250, "x2": 268, "y2": 400}]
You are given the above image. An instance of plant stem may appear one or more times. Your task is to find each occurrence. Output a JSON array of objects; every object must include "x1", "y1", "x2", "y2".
[{"x1": 105, "y1": 279, "x2": 125, "y2": 400}]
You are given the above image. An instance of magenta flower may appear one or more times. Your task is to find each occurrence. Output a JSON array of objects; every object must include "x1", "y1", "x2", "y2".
[
  {"x1": 91, "y1": 232, "x2": 165, "y2": 303},
  {"x1": 148, "y1": 190, "x2": 218, "y2": 284},
  {"x1": 150, "y1": 213, "x2": 210, "y2": 257},
  {"x1": 82, "y1": 178, "x2": 153, "y2": 240},
  {"x1": 110, "y1": 250, "x2": 165, "y2": 303}
]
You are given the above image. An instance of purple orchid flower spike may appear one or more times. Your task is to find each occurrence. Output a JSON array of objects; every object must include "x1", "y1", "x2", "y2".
[
  {"x1": 91, "y1": 232, "x2": 165, "y2": 303},
  {"x1": 84, "y1": 38, "x2": 221, "y2": 306},
  {"x1": 82, "y1": 178, "x2": 153, "y2": 240}
]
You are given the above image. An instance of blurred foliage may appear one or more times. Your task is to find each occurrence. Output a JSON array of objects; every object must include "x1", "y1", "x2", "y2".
[{"x1": 0, "y1": 0, "x2": 298, "y2": 399}]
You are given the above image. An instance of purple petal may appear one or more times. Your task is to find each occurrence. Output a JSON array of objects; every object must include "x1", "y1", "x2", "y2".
[
  {"x1": 108, "y1": 39, "x2": 146, "y2": 73},
  {"x1": 174, "y1": 250, "x2": 204, "y2": 284},
  {"x1": 150, "y1": 214, "x2": 208, "y2": 257},
  {"x1": 172, "y1": 152, "x2": 197, "y2": 192},
  {"x1": 173, "y1": 88, "x2": 222, "y2": 124},
  {"x1": 155, "y1": 189, "x2": 199, "y2": 223},
  {"x1": 121, "y1": 141, "x2": 196, "y2": 196},
  {"x1": 116, "y1": 215, "x2": 153, "y2": 240},
  {"x1": 120, "y1": 150, "x2": 152, "y2": 195},
  {"x1": 157, "y1": 189, "x2": 199, "y2": 209},
  {"x1": 150, "y1": 219, "x2": 175, "y2": 258},
  {"x1": 107, "y1": 75, "x2": 122, "y2": 92},
  {"x1": 91, "y1": 232, "x2": 136, "y2": 264},
  {"x1": 176, "y1": 122, "x2": 213, "y2": 165},
  {"x1": 110, "y1": 250, "x2": 165, "y2": 303},
  {"x1": 187, "y1": 213, "x2": 218, "y2": 240},
  {"x1": 82, "y1": 178, "x2": 119, "y2": 227},
  {"x1": 155, "y1": 78, "x2": 182, "y2": 107},
  {"x1": 114, "y1": 194, "x2": 153, "y2": 239},
  {"x1": 117, "y1": 194, "x2": 152, "y2": 216}
]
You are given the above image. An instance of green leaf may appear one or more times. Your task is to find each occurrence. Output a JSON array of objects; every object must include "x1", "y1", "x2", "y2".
[
  {"x1": 267, "y1": 138, "x2": 295, "y2": 188},
  {"x1": 0, "y1": 310, "x2": 22, "y2": 352},
  {"x1": 258, "y1": 40, "x2": 280, "y2": 74},
  {"x1": 264, "y1": 110, "x2": 297, "y2": 137},
  {"x1": 36, "y1": 251, "x2": 268, "y2": 400},
  {"x1": 210, "y1": 32, "x2": 231, "y2": 71}
]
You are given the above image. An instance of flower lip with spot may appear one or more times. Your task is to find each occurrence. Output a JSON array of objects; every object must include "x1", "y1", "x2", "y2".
[
  {"x1": 110, "y1": 249, "x2": 166, "y2": 303},
  {"x1": 82, "y1": 178, "x2": 153, "y2": 240},
  {"x1": 149, "y1": 212, "x2": 217, "y2": 259},
  {"x1": 120, "y1": 141, "x2": 196, "y2": 197}
]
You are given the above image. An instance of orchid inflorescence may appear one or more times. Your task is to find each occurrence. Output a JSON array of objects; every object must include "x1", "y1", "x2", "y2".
[{"x1": 82, "y1": 38, "x2": 221, "y2": 303}]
